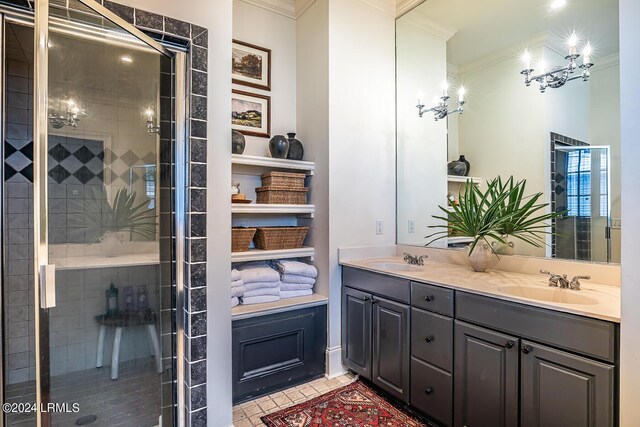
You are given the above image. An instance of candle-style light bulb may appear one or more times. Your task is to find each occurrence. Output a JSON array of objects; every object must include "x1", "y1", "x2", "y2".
[
  {"x1": 583, "y1": 42, "x2": 592, "y2": 65},
  {"x1": 442, "y1": 81, "x2": 449, "y2": 97},
  {"x1": 568, "y1": 32, "x2": 578, "y2": 56},
  {"x1": 522, "y1": 50, "x2": 532, "y2": 70},
  {"x1": 145, "y1": 109, "x2": 154, "y2": 121},
  {"x1": 458, "y1": 86, "x2": 466, "y2": 103}
]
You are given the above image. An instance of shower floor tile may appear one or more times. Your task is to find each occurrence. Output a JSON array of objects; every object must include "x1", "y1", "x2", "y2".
[{"x1": 4, "y1": 359, "x2": 164, "y2": 427}]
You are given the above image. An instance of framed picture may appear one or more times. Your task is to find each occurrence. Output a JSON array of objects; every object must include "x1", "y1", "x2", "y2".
[
  {"x1": 232, "y1": 90, "x2": 271, "y2": 138},
  {"x1": 232, "y1": 39, "x2": 271, "y2": 91}
]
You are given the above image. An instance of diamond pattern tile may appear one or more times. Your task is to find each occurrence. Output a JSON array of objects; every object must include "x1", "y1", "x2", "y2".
[
  {"x1": 73, "y1": 145, "x2": 96, "y2": 163},
  {"x1": 49, "y1": 164, "x2": 71, "y2": 184},
  {"x1": 49, "y1": 143, "x2": 71, "y2": 162},
  {"x1": 72, "y1": 166, "x2": 96, "y2": 184}
]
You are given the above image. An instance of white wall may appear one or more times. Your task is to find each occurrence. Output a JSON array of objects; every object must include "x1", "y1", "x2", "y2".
[
  {"x1": 619, "y1": 0, "x2": 640, "y2": 424},
  {"x1": 115, "y1": 0, "x2": 234, "y2": 425},
  {"x1": 396, "y1": 19, "x2": 448, "y2": 246},
  {"x1": 233, "y1": 0, "x2": 297, "y2": 156}
]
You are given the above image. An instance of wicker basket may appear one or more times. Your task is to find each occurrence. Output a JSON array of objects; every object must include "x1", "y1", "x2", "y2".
[
  {"x1": 254, "y1": 226, "x2": 309, "y2": 250},
  {"x1": 261, "y1": 172, "x2": 306, "y2": 188},
  {"x1": 232, "y1": 227, "x2": 256, "y2": 252},
  {"x1": 256, "y1": 186, "x2": 308, "y2": 204}
]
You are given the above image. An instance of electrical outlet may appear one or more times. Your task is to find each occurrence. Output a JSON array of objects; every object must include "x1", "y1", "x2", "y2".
[
  {"x1": 376, "y1": 220, "x2": 384, "y2": 235},
  {"x1": 408, "y1": 219, "x2": 416, "y2": 234},
  {"x1": 612, "y1": 218, "x2": 622, "y2": 229}
]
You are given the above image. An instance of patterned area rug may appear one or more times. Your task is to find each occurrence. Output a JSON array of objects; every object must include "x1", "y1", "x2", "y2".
[{"x1": 261, "y1": 380, "x2": 428, "y2": 426}]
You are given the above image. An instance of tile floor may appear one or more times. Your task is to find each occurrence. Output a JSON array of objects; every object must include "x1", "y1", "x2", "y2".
[
  {"x1": 232, "y1": 372, "x2": 358, "y2": 427},
  {"x1": 4, "y1": 359, "x2": 162, "y2": 426}
]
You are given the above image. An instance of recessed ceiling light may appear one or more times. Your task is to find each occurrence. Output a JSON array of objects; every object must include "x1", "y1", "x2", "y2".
[
  {"x1": 120, "y1": 55, "x2": 133, "y2": 64},
  {"x1": 550, "y1": 0, "x2": 567, "y2": 10}
]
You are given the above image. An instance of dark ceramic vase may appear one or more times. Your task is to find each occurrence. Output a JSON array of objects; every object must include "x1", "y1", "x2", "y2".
[
  {"x1": 269, "y1": 135, "x2": 290, "y2": 159},
  {"x1": 232, "y1": 130, "x2": 246, "y2": 154},
  {"x1": 286, "y1": 132, "x2": 304, "y2": 161},
  {"x1": 459, "y1": 155, "x2": 470, "y2": 176},
  {"x1": 447, "y1": 160, "x2": 467, "y2": 176}
]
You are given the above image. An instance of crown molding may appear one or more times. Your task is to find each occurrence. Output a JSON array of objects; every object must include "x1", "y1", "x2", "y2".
[
  {"x1": 356, "y1": 0, "x2": 396, "y2": 16},
  {"x1": 591, "y1": 53, "x2": 619, "y2": 72},
  {"x1": 401, "y1": 12, "x2": 456, "y2": 41},
  {"x1": 396, "y1": 0, "x2": 425, "y2": 17},
  {"x1": 238, "y1": 0, "x2": 296, "y2": 19},
  {"x1": 294, "y1": 0, "x2": 316, "y2": 17}
]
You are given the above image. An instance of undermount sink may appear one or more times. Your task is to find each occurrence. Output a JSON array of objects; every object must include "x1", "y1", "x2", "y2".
[
  {"x1": 497, "y1": 286, "x2": 598, "y2": 305},
  {"x1": 367, "y1": 261, "x2": 424, "y2": 272}
]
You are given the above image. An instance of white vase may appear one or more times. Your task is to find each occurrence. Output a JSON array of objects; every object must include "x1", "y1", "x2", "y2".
[
  {"x1": 100, "y1": 230, "x2": 130, "y2": 257},
  {"x1": 492, "y1": 235, "x2": 515, "y2": 256},
  {"x1": 468, "y1": 240, "x2": 495, "y2": 272}
]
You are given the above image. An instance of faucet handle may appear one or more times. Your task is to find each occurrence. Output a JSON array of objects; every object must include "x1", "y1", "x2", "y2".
[
  {"x1": 540, "y1": 269, "x2": 553, "y2": 276},
  {"x1": 569, "y1": 275, "x2": 590, "y2": 290},
  {"x1": 572, "y1": 275, "x2": 591, "y2": 280}
]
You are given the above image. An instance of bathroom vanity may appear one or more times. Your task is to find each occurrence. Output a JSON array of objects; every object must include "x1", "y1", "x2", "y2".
[{"x1": 341, "y1": 260, "x2": 619, "y2": 427}]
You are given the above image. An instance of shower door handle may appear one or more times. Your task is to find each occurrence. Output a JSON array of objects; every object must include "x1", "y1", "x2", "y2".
[{"x1": 40, "y1": 264, "x2": 57, "y2": 308}]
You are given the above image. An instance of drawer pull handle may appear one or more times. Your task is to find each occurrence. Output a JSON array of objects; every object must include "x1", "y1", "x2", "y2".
[
  {"x1": 505, "y1": 340, "x2": 514, "y2": 349},
  {"x1": 362, "y1": 296, "x2": 370, "y2": 302},
  {"x1": 424, "y1": 335, "x2": 434, "y2": 343},
  {"x1": 522, "y1": 345, "x2": 533, "y2": 354},
  {"x1": 424, "y1": 295, "x2": 434, "y2": 302},
  {"x1": 425, "y1": 387, "x2": 433, "y2": 395},
  {"x1": 371, "y1": 297, "x2": 378, "y2": 304}
]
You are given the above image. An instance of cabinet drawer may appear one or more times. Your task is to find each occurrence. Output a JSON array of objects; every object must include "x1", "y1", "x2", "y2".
[
  {"x1": 456, "y1": 291, "x2": 617, "y2": 362},
  {"x1": 411, "y1": 308, "x2": 453, "y2": 372},
  {"x1": 343, "y1": 267, "x2": 410, "y2": 303},
  {"x1": 411, "y1": 282, "x2": 454, "y2": 316},
  {"x1": 411, "y1": 357, "x2": 452, "y2": 427}
]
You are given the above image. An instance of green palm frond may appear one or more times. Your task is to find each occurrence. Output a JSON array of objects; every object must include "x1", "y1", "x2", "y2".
[{"x1": 425, "y1": 176, "x2": 565, "y2": 256}]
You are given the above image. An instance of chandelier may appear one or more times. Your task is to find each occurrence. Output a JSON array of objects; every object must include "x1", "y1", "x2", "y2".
[
  {"x1": 48, "y1": 99, "x2": 85, "y2": 129},
  {"x1": 520, "y1": 32, "x2": 593, "y2": 93},
  {"x1": 417, "y1": 82, "x2": 466, "y2": 121}
]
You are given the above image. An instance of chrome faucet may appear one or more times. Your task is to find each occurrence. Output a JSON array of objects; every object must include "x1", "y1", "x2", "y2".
[
  {"x1": 403, "y1": 253, "x2": 428, "y2": 266},
  {"x1": 540, "y1": 270, "x2": 590, "y2": 290},
  {"x1": 540, "y1": 270, "x2": 569, "y2": 288},
  {"x1": 569, "y1": 275, "x2": 591, "y2": 291}
]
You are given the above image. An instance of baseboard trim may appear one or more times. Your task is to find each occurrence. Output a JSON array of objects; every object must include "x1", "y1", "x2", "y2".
[{"x1": 325, "y1": 346, "x2": 346, "y2": 378}]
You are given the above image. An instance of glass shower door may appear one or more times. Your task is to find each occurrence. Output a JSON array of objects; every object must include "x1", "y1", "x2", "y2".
[{"x1": 32, "y1": 1, "x2": 177, "y2": 426}]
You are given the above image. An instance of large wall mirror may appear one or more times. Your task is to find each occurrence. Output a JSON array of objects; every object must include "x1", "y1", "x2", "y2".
[{"x1": 396, "y1": 0, "x2": 620, "y2": 263}]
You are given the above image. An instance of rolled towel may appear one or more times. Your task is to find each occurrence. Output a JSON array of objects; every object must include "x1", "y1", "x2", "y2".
[
  {"x1": 231, "y1": 296, "x2": 239, "y2": 308},
  {"x1": 276, "y1": 260, "x2": 317, "y2": 278},
  {"x1": 231, "y1": 269, "x2": 241, "y2": 281},
  {"x1": 241, "y1": 295, "x2": 280, "y2": 305},
  {"x1": 238, "y1": 266, "x2": 280, "y2": 283},
  {"x1": 281, "y1": 282, "x2": 314, "y2": 291},
  {"x1": 231, "y1": 279, "x2": 244, "y2": 288},
  {"x1": 231, "y1": 286, "x2": 245, "y2": 298},
  {"x1": 282, "y1": 274, "x2": 316, "y2": 285},
  {"x1": 244, "y1": 281, "x2": 281, "y2": 292},
  {"x1": 280, "y1": 289, "x2": 313, "y2": 299},
  {"x1": 243, "y1": 287, "x2": 280, "y2": 298}
]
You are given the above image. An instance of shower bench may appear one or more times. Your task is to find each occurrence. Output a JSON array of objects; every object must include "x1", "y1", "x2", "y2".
[{"x1": 95, "y1": 310, "x2": 163, "y2": 379}]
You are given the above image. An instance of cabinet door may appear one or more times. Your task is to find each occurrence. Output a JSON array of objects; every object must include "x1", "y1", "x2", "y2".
[
  {"x1": 342, "y1": 287, "x2": 372, "y2": 379},
  {"x1": 521, "y1": 340, "x2": 615, "y2": 427},
  {"x1": 372, "y1": 296, "x2": 410, "y2": 402},
  {"x1": 454, "y1": 321, "x2": 519, "y2": 427}
]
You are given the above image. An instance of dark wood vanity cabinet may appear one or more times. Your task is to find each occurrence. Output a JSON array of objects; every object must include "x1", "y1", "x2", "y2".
[
  {"x1": 342, "y1": 268, "x2": 411, "y2": 403},
  {"x1": 341, "y1": 267, "x2": 619, "y2": 427},
  {"x1": 520, "y1": 340, "x2": 615, "y2": 427},
  {"x1": 454, "y1": 321, "x2": 519, "y2": 427}
]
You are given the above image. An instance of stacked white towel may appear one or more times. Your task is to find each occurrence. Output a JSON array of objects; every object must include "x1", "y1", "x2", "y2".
[
  {"x1": 275, "y1": 261, "x2": 317, "y2": 299},
  {"x1": 237, "y1": 263, "x2": 281, "y2": 304},
  {"x1": 231, "y1": 269, "x2": 243, "y2": 307}
]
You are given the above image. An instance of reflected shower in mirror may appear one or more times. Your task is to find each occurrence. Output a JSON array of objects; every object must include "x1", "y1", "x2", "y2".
[{"x1": 396, "y1": 0, "x2": 620, "y2": 263}]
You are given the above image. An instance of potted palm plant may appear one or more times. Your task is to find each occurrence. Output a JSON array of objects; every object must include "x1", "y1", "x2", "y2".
[{"x1": 426, "y1": 176, "x2": 564, "y2": 272}]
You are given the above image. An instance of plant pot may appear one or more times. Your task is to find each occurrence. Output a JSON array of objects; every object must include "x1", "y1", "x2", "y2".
[
  {"x1": 268, "y1": 135, "x2": 290, "y2": 159},
  {"x1": 468, "y1": 240, "x2": 495, "y2": 272},
  {"x1": 492, "y1": 235, "x2": 515, "y2": 256},
  {"x1": 99, "y1": 230, "x2": 130, "y2": 257}
]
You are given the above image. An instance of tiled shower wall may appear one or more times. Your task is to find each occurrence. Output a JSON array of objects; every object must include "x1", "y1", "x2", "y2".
[{"x1": 2, "y1": 1, "x2": 209, "y2": 425}]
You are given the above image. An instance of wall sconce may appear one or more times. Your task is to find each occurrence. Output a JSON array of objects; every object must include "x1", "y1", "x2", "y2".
[
  {"x1": 520, "y1": 32, "x2": 594, "y2": 93},
  {"x1": 145, "y1": 109, "x2": 160, "y2": 135},
  {"x1": 417, "y1": 83, "x2": 466, "y2": 121},
  {"x1": 49, "y1": 99, "x2": 85, "y2": 129}
]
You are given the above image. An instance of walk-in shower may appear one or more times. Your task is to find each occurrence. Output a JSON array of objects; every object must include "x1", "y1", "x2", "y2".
[{"x1": 1, "y1": 1, "x2": 187, "y2": 426}]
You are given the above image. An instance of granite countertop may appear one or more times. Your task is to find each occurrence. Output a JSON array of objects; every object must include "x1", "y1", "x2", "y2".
[{"x1": 340, "y1": 256, "x2": 621, "y2": 323}]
